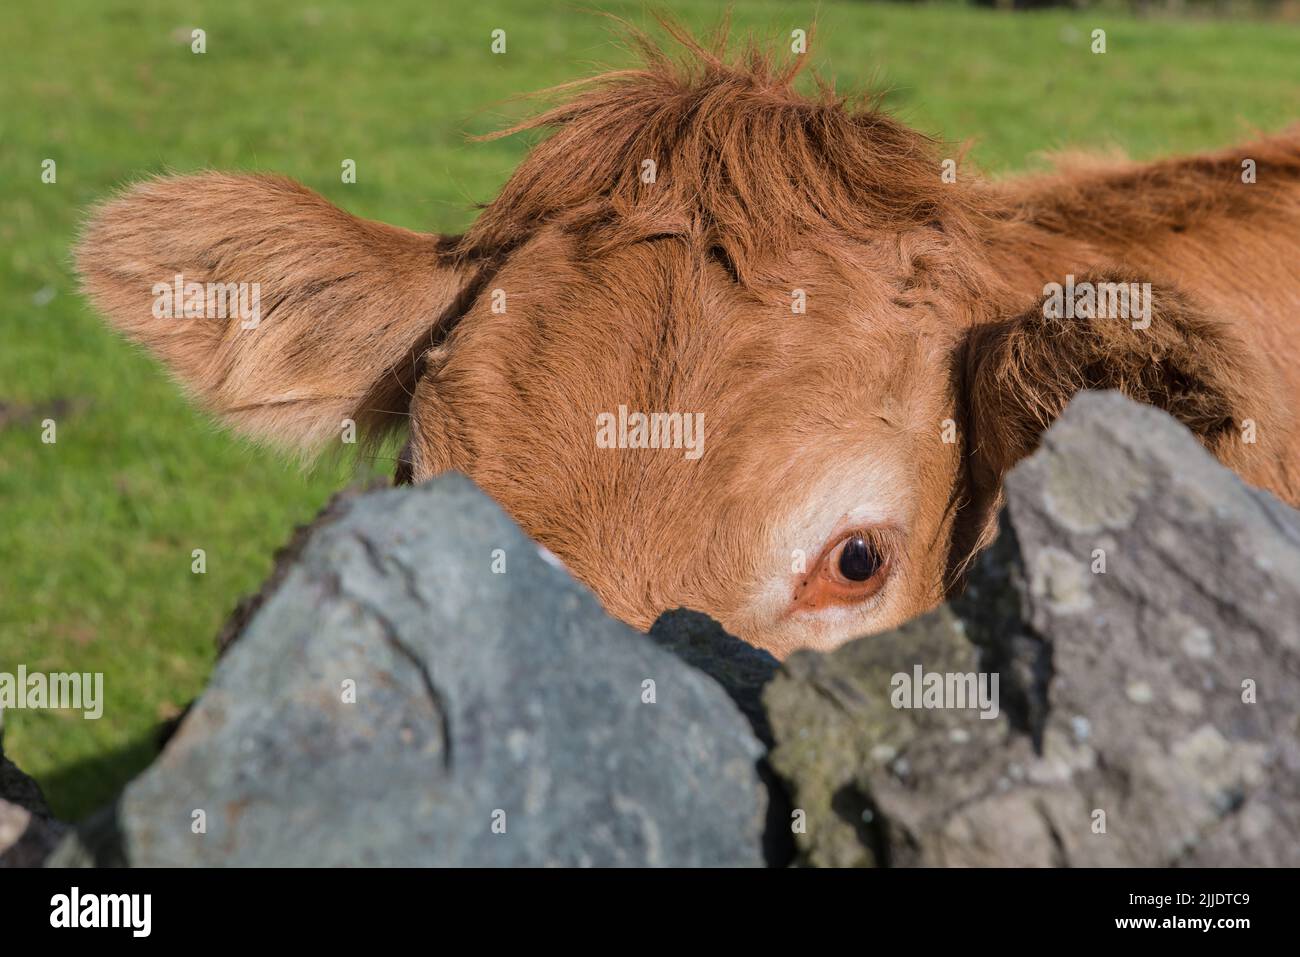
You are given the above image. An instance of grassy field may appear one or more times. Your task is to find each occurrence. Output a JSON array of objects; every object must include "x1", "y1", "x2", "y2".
[{"x1": 1, "y1": 0, "x2": 1298, "y2": 821}]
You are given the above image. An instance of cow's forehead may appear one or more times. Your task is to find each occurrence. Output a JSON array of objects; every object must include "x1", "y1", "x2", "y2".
[
  {"x1": 446, "y1": 239, "x2": 942, "y2": 487},
  {"x1": 448, "y1": 229, "x2": 948, "y2": 455}
]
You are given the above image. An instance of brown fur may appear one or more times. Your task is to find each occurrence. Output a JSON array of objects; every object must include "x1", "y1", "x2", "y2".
[{"x1": 77, "y1": 27, "x2": 1300, "y2": 656}]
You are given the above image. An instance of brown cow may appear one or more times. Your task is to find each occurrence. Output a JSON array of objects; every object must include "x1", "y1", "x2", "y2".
[{"x1": 78, "y1": 29, "x2": 1300, "y2": 657}]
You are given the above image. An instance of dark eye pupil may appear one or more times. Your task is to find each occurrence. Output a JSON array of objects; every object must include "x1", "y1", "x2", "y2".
[{"x1": 838, "y1": 537, "x2": 880, "y2": 582}]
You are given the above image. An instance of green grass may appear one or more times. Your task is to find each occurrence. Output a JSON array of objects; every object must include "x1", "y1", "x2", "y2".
[{"x1": 1, "y1": 0, "x2": 1297, "y2": 821}]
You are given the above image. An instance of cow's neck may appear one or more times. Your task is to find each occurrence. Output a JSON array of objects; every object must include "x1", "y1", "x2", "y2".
[{"x1": 987, "y1": 128, "x2": 1300, "y2": 308}]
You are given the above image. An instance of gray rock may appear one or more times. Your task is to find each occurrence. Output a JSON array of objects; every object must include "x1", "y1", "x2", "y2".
[
  {"x1": 1, "y1": 733, "x2": 68, "y2": 867},
  {"x1": 766, "y1": 390, "x2": 1300, "y2": 867},
  {"x1": 55, "y1": 474, "x2": 768, "y2": 867},
  {"x1": 646, "y1": 609, "x2": 793, "y2": 864},
  {"x1": 212, "y1": 479, "x2": 385, "y2": 658},
  {"x1": 648, "y1": 608, "x2": 779, "y2": 745}
]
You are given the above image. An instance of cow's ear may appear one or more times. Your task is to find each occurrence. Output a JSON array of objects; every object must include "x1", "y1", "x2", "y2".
[
  {"x1": 77, "y1": 173, "x2": 474, "y2": 452},
  {"x1": 959, "y1": 272, "x2": 1264, "y2": 509}
]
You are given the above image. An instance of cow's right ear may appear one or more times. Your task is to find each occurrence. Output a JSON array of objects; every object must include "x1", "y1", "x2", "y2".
[
  {"x1": 77, "y1": 173, "x2": 475, "y2": 452},
  {"x1": 954, "y1": 272, "x2": 1275, "y2": 549}
]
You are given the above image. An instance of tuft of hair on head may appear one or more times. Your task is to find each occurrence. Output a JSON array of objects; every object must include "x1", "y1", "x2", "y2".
[{"x1": 456, "y1": 14, "x2": 984, "y2": 284}]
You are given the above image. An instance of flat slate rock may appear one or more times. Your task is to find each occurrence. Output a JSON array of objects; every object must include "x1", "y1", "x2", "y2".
[{"x1": 54, "y1": 474, "x2": 768, "y2": 867}]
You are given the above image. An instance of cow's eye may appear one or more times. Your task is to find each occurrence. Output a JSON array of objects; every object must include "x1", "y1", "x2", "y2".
[
  {"x1": 836, "y1": 536, "x2": 882, "y2": 582},
  {"x1": 789, "y1": 528, "x2": 895, "y2": 614}
]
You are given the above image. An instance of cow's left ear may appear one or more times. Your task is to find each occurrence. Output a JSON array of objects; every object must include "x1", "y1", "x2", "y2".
[{"x1": 958, "y1": 271, "x2": 1264, "y2": 513}]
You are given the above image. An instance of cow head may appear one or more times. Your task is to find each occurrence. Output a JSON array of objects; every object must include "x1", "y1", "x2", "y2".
[{"x1": 78, "y1": 33, "x2": 1267, "y2": 656}]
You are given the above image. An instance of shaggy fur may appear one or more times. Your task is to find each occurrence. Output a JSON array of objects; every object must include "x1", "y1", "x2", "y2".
[{"x1": 77, "y1": 26, "x2": 1300, "y2": 655}]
